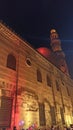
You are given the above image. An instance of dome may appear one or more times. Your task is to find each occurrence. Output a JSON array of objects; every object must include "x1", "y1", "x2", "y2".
[{"x1": 37, "y1": 47, "x2": 51, "y2": 59}]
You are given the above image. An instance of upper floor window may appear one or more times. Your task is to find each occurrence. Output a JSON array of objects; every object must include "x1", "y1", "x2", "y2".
[
  {"x1": 37, "y1": 69, "x2": 42, "y2": 82},
  {"x1": 66, "y1": 87, "x2": 70, "y2": 96},
  {"x1": 56, "y1": 80, "x2": 59, "y2": 91},
  {"x1": 47, "y1": 75, "x2": 51, "y2": 87},
  {"x1": 7, "y1": 54, "x2": 16, "y2": 70}
]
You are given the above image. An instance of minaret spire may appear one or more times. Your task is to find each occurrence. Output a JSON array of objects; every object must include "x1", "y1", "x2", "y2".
[
  {"x1": 50, "y1": 29, "x2": 62, "y2": 52},
  {"x1": 50, "y1": 29, "x2": 69, "y2": 75}
]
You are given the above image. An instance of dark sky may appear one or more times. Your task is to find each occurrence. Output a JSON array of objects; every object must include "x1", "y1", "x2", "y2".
[
  {"x1": 0, "y1": 0, "x2": 73, "y2": 77},
  {"x1": 0, "y1": 0, "x2": 73, "y2": 47}
]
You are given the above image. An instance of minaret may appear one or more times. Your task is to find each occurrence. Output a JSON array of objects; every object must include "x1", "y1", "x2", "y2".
[{"x1": 50, "y1": 29, "x2": 69, "y2": 75}]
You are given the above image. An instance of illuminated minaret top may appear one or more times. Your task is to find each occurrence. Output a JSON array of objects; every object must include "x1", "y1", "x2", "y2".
[
  {"x1": 50, "y1": 29, "x2": 69, "y2": 75},
  {"x1": 50, "y1": 29, "x2": 62, "y2": 52}
]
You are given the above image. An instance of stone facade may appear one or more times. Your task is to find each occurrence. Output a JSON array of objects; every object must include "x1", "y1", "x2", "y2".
[{"x1": 0, "y1": 23, "x2": 73, "y2": 130}]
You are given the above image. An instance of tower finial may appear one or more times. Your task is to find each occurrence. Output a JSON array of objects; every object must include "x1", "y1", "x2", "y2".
[{"x1": 50, "y1": 29, "x2": 56, "y2": 34}]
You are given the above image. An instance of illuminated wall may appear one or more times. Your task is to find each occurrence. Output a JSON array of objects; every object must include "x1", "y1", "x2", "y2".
[{"x1": 0, "y1": 23, "x2": 73, "y2": 130}]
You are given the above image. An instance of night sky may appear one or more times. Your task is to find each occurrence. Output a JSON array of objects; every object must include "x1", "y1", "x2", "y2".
[{"x1": 0, "y1": 0, "x2": 73, "y2": 77}]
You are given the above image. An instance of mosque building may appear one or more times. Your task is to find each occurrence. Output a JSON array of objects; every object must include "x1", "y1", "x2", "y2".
[{"x1": 0, "y1": 22, "x2": 73, "y2": 130}]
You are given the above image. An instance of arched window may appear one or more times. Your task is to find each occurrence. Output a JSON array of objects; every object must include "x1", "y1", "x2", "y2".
[
  {"x1": 7, "y1": 54, "x2": 16, "y2": 70},
  {"x1": 56, "y1": 80, "x2": 59, "y2": 91},
  {"x1": 47, "y1": 75, "x2": 51, "y2": 87},
  {"x1": 66, "y1": 87, "x2": 70, "y2": 96},
  {"x1": 37, "y1": 69, "x2": 42, "y2": 82}
]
